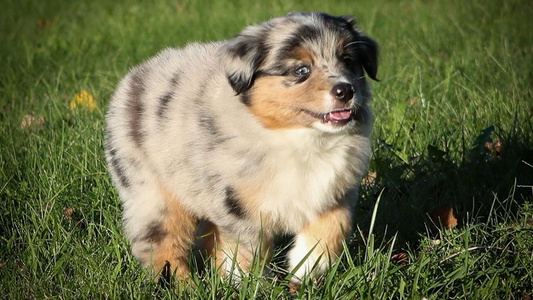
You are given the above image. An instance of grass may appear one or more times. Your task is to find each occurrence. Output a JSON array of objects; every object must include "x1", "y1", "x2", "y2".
[{"x1": 1, "y1": 0, "x2": 532, "y2": 298}]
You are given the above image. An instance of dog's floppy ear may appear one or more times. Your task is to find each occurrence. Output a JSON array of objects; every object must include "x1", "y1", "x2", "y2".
[
  {"x1": 338, "y1": 15, "x2": 379, "y2": 81},
  {"x1": 220, "y1": 26, "x2": 267, "y2": 95},
  {"x1": 339, "y1": 15, "x2": 357, "y2": 27},
  {"x1": 356, "y1": 36, "x2": 379, "y2": 81}
]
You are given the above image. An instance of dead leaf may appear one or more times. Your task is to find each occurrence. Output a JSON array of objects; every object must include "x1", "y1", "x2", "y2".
[
  {"x1": 429, "y1": 205, "x2": 458, "y2": 230},
  {"x1": 70, "y1": 89, "x2": 98, "y2": 112},
  {"x1": 21, "y1": 114, "x2": 45, "y2": 129},
  {"x1": 485, "y1": 140, "x2": 502, "y2": 158},
  {"x1": 288, "y1": 281, "x2": 301, "y2": 294},
  {"x1": 63, "y1": 207, "x2": 87, "y2": 229},
  {"x1": 36, "y1": 19, "x2": 52, "y2": 27},
  {"x1": 14, "y1": 260, "x2": 24, "y2": 269},
  {"x1": 430, "y1": 239, "x2": 441, "y2": 246},
  {"x1": 409, "y1": 97, "x2": 421, "y2": 106},
  {"x1": 361, "y1": 171, "x2": 377, "y2": 186},
  {"x1": 63, "y1": 207, "x2": 75, "y2": 220},
  {"x1": 390, "y1": 252, "x2": 410, "y2": 266}
]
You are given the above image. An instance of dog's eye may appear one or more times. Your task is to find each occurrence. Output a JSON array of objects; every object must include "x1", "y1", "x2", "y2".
[{"x1": 294, "y1": 66, "x2": 311, "y2": 77}]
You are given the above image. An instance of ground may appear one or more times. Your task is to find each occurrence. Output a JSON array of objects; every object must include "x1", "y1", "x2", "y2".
[{"x1": 0, "y1": 0, "x2": 532, "y2": 298}]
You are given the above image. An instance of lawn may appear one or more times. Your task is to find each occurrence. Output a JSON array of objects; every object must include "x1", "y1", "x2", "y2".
[{"x1": 1, "y1": 0, "x2": 532, "y2": 298}]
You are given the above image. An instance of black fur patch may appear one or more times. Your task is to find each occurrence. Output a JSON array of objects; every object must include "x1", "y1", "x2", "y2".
[
  {"x1": 194, "y1": 77, "x2": 210, "y2": 103},
  {"x1": 355, "y1": 36, "x2": 379, "y2": 81},
  {"x1": 276, "y1": 24, "x2": 322, "y2": 62},
  {"x1": 198, "y1": 115, "x2": 220, "y2": 137},
  {"x1": 353, "y1": 105, "x2": 371, "y2": 126},
  {"x1": 197, "y1": 110, "x2": 233, "y2": 151},
  {"x1": 107, "y1": 148, "x2": 131, "y2": 188},
  {"x1": 228, "y1": 35, "x2": 259, "y2": 58},
  {"x1": 157, "y1": 92, "x2": 174, "y2": 119},
  {"x1": 319, "y1": 13, "x2": 356, "y2": 32},
  {"x1": 157, "y1": 71, "x2": 181, "y2": 119},
  {"x1": 158, "y1": 260, "x2": 172, "y2": 289},
  {"x1": 240, "y1": 92, "x2": 251, "y2": 106},
  {"x1": 225, "y1": 30, "x2": 270, "y2": 94},
  {"x1": 142, "y1": 221, "x2": 168, "y2": 244},
  {"x1": 225, "y1": 187, "x2": 246, "y2": 218},
  {"x1": 128, "y1": 67, "x2": 147, "y2": 147},
  {"x1": 227, "y1": 72, "x2": 252, "y2": 95},
  {"x1": 169, "y1": 71, "x2": 181, "y2": 86}
]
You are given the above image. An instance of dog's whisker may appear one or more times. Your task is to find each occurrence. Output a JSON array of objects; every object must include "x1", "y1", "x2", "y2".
[{"x1": 344, "y1": 41, "x2": 368, "y2": 48}]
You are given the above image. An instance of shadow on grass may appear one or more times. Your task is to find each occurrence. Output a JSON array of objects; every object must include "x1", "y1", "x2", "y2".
[{"x1": 357, "y1": 125, "x2": 533, "y2": 246}]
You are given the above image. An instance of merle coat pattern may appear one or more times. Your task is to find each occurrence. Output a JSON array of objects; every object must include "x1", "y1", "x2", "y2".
[{"x1": 105, "y1": 12, "x2": 378, "y2": 284}]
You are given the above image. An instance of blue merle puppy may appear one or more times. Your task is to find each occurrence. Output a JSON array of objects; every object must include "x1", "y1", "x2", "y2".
[{"x1": 105, "y1": 12, "x2": 378, "y2": 285}]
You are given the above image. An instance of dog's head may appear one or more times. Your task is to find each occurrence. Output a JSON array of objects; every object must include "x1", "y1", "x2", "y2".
[{"x1": 220, "y1": 12, "x2": 378, "y2": 133}]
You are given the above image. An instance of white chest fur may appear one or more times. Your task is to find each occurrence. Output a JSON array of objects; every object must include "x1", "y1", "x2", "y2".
[{"x1": 252, "y1": 129, "x2": 363, "y2": 233}]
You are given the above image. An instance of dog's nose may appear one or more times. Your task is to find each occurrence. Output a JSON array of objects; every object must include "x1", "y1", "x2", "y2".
[{"x1": 331, "y1": 83, "x2": 354, "y2": 102}]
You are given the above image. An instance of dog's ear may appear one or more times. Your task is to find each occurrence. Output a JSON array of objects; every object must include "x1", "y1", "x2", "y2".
[
  {"x1": 356, "y1": 36, "x2": 379, "y2": 81},
  {"x1": 220, "y1": 26, "x2": 267, "y2": 95},
  {"x1": 339, "y1": 15, "x2": 357, "y2": 27},
  {"x1": 339, "y1": 15, "x2": 379, "y2": 81}
]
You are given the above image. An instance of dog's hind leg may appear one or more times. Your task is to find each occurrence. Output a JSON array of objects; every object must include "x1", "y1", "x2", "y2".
[{"x1": 124, "y1": 178, "x2": 197, "y2": 281}]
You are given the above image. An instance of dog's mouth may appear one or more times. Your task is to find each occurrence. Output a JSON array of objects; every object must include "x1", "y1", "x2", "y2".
[{"x1": 302, "y1": 108, "x2": 355, "y2": 126}]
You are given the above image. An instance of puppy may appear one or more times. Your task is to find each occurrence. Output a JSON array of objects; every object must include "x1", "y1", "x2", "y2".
[{"x1": 105, "y1": 12, "x2": 378, "y2": 284}]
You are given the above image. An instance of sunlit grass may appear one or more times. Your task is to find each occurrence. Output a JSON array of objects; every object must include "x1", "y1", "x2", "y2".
[{"x1": 1, "y1": 0, "x2": 531, "y2": 298}]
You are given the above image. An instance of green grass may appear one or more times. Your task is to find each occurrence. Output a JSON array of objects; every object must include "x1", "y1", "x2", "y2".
[{"x1": 1, "y1": 0, "x2": 532, "y2": 298}]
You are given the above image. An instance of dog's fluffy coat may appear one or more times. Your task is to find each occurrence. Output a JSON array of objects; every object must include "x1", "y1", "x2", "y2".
[{"x1": 105, "y1": 12, "x2": 378, "y2": 283}]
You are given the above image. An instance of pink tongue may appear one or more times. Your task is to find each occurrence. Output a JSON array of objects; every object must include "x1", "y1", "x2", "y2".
[{"x1": 328, "y1": 110, "x2": 352, "y2": 121}]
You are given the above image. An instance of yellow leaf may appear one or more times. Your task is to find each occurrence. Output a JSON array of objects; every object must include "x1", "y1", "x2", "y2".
[{"x1": 70, "y1": 89, "x2": 97, "y2": 111}]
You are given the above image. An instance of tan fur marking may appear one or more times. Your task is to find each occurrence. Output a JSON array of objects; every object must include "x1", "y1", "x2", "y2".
[
  {"x1": 293, "y1": 47, "x2": 314, "y2": 64},
  {"x1": 216, "y1": 235, "x2": 251, "y2": 276},
  {"x1": 230, "y1": 184, "x2": 281, "y2": 233},
  {"x1": 301, "y1": 205, "x2": 351, "y2": 260},
  {"x1": 196, "y1": 220, "x2": 273, "y2": 277},
  {"x1": 215, "y1": 231, "x2": 273, "y2": 276},
  {"x1": 249, "y1": 71, "x2": 332, "y2": 129},
  {"x1": 148, "y1": 183, "x2": 198, "y2": 279}
]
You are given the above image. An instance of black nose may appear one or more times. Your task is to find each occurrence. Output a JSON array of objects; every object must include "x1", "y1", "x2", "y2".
[{"x1": 331, "y1": 83, "x2": 354, "y2": 102}]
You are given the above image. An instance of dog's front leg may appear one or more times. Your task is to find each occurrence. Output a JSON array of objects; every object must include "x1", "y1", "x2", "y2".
[
  {"x1": 212, "y1": 228, "x2": 273, "y2": 282},
  {"x1": 287, "y1": 205, "x2": 352, "y2": 284}
]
